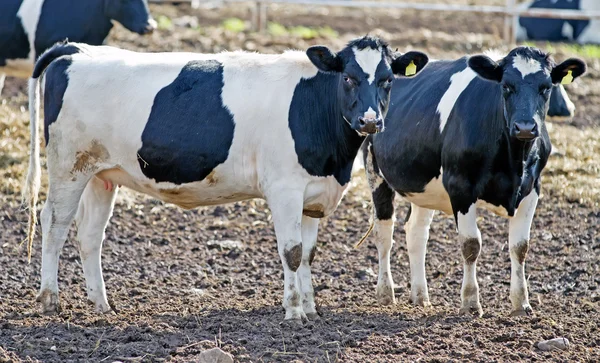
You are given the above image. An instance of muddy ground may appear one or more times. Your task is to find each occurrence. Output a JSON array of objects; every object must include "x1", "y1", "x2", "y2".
[{"x1": 1, "y1": 2, "x2": 599, "y2": 362}]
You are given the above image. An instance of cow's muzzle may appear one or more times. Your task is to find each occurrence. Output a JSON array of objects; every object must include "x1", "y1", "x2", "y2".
[
  {"x1": 142, "y1": 19, "x2": 157, "y2": 34},
  {"x1": 513, "y1": 121, "x2": 539, "y2": 141},
  {"x1": 358, "y1": 117, "x2": 384, "y2": 134}
]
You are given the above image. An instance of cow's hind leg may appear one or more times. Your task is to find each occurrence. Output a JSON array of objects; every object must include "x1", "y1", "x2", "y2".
[
  {"x1": 74, "y1": 176, "x2": 118, "y2": 313},
  {"x1": 267, "y1": 189, "x2": 306, "y2": 324},
  {"x1": 364, "y1": 141, "x2": 397, "y2": 305},
  {"x1": 37, "y1": 177, "x2": 90, "y2": 314},
  {"x1": 405, "y1": 204, "x2": 434, "y2": 307},
  {"x1": 508, "y1": 190, "x2": 538, "y2": 316},
  {"x1": 298, "y1": 215, "x2": 319, "y2": 320}
]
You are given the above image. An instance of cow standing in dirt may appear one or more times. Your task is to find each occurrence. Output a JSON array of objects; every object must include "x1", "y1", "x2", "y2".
[
  {"x1": 360, "y1": 47, "x2": 585, "y2": 316},
  {"x1": 0, "y1": 0, "x2": 155, "y2": 93},
  {"x1": 23, "y1": 37, "x2": 428, "y2": 322}
]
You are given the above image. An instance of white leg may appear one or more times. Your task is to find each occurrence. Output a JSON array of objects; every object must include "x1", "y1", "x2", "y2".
[
  {"x1": 364, "y1": 141, "x2": 397, "y2": 305},
  {"x1": 37, "y1": 179, "x2": 89, "y2": 314},
  {"x1": 457, "y1": 204, "x2": 483, "y2": 316},
  {"x1": 374, "y1": 215, "x2": 396, "y2": 305},
  {"x1": 404, "y1": 204, "x2": 434, "y2": 307},
  {"x1": 267, "y1": 189, "x2": 306, "y2": 323},
  {"x1": 0, "y1": 73, "x2": 5, "y2": 96},
  {"x1": 74, "y1": 177, "x2": 118, "y2": 313},
  {"x1": 508, "y1": 190, "x2": 538, "y2": 316},
  {"x1": 297, "y1": 215, "x2": 319, "y2": 319}
]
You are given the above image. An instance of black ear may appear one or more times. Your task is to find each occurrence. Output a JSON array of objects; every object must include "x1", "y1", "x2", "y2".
[
  {"x1": 468, "y1": 55, "x2": 503, "y2": 83},
  {"x1": 306, "y1": 46, "x2": 343, "y2": 73},
  {"x1": 551, "y1": 58, "x2": 586, "y2": 84},
  {"x1": 391, "y1": 51, "x2": 429, "y2": 76}
]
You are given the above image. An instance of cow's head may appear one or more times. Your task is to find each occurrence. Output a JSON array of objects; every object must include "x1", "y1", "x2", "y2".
[
  {"x1": 306, "y1": 36, "x2": 428, "y2": 135},
  {"x1": 105, "y1": 0, "x2": 156, "y2": 35},
  {"x1": 468, "y1": 47, "x2": 586, "y2": 142}
]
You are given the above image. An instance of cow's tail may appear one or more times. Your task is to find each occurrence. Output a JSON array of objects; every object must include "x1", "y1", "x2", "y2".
[
  {"x1": 24, "y1": 76, "x2": 41, "y2": 263},
  {"x1": 23, "y1": 40, "x2": 84, "y2": 263}
]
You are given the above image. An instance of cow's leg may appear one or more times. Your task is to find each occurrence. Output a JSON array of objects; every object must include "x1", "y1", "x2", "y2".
[
  {"x1": 74, "y1": 177, "x2": 118, "y2": 313},
  {"x1": 0, "y1": 73, "x2": 5, "y2": 96},
  {"x1": 297, "y1": 215, "x2": 319, "y2": 320},
  {"x1": 455, "y1": 204, "x2": 483, "y2": 316},
  {"x1": 405, "y1": 204, "x2": 435, "y2": 307},
  {"x1": 364, "y1": 141, "x2": 397, "y2": 305},
  {"x1": 508, "y1": 190, "x2": 538, "y2": 316},
  {"x1": 37, "y1": 177, "x2": 90, "y2": 314},
  {"x1": 267, "y1": 190, "x2": 306, "y2": 323}
]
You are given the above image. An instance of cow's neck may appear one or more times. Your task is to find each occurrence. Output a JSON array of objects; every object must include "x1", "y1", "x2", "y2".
[{"x1": 289, "y1": 72, "x2": 365, "y2": 186}]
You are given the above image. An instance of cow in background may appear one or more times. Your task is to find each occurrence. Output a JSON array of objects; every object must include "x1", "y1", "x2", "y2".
[
  {"x1": 517, "y1": 0, "x2": 600, "y2": 44},
  {"x1": 0, "y1": 0, "x2": 156, "y2": 93}
]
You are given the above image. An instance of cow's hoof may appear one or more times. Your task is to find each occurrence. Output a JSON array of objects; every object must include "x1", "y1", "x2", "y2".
[
  {"x1": 36, "y1": 290, "x2": 60, "y2": 315},
  {"x1": 376, "y1": 285, "x2": 396, "y2": 306},
  {"x1": 411, "y1": 297, "x2": 432, "y2": 308},
  {"x1": 459, "y1": 303, "x2": 483, "y2": 317},
  {"x1": 510, "y1": 306, "x2": 533, "y2": 317},
  {"x1": 89, "y1": 299, "x2": 112, "y2": 314},
  {"x1": 280, "y1": 318, "x2": 304, "y2": 328},
  {"x1": 306, "y1": 312, "x2": 320, "y2": 321}
]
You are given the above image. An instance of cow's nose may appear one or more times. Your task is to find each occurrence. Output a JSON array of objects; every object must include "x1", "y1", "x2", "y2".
[
  {"x1": 513, "y1": 121, "x2": 538, "y2": 141},
  {"x1": 358, "y1": 117, "x2": 383, "y2": 134}
]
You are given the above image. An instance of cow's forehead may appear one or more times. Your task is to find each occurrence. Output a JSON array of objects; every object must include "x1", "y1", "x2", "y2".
[
  {"x1": 351, "y1": 46, "x2": 384, "y2": 84},
  {"x1": 508, "y1": 54, "x2": 550, "y2": 80}
]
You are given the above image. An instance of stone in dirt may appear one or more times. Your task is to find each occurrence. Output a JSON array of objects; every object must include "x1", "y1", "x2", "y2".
[
  {"x1": 198, "y1": 347, "x2": 234, "y2": 363},
  {"x1": 206, "y1": 240, "x2": 244, "y2": 250},
  {"x1": 537, "y1": 337, "x2": 570, "y2": 351}
]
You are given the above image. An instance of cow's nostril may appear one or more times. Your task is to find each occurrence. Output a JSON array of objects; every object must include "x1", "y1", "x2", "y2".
[
  {"x1": 376, "y1": 120, "x2": 383, "y2": 127},
  {"x1": 358, "y1": 118, "x2": 366, "y2": 126},
  {"x1": 514, "y1": 124, "x2": 521, "y2": 132}
]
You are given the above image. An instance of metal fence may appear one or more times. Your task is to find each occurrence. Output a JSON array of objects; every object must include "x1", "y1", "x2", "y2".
[{"x1": 148, "y1": 0, "x2": 600, "y2": 43}]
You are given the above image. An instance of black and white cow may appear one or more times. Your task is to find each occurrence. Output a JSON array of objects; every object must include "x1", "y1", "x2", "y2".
[
  {"x1": 517, "y1": 0, "x2": 600, "y2": 44},
  {"x1": 361, "y1": 47, "x2": 585, "y2": 316},
  {"x1": 23, "y1": 37, "x2": 428, "y2": 322},
  {"x1": 0, "y1": 0, "x2": 155, "y2": 93}
]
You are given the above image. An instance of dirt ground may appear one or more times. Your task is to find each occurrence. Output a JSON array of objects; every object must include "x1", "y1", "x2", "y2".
[{"x1": 1, "y1": 2, "x2": 599, "y2": 362}]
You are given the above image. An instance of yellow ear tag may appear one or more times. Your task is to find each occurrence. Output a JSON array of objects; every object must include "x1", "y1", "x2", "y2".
[
  {"x1": 405, "y1": 61, "x2": 417, "y2": 76},
  {"x1": 561, "y1": 70, "x2": 573, "y2": 85}
]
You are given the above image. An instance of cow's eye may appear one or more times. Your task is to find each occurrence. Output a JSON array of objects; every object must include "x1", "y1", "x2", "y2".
[
  {"x1": 343, "y1": 75, "x2": 355, "y2": 86},
  {"x1": 539, "y1": 85, "x2": 551, "y2": 95},
  {"x1": 502, "y1": 84, "x2": 514, "y2": 94},
  {"x1": 382, "y1": 77, "x2": 393, "y2": 88}
]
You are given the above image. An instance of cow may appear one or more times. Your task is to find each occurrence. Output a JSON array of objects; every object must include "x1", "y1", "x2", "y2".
[
  {"x1": 0, "y1": 0, "x2": 156, "y2": 94},
  {"x1": 517, "y1": 0, "x2": 600, "y2": 44},
  {"x1": 358, "y1": 46, "x2": 585, "y2": 316},
  {"x1": 23, "y1": 37, "x2": 429, "y2": 323}
]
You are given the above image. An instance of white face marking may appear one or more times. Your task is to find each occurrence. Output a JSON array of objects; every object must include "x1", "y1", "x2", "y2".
[
  {"x1": 437, "y1": 67, "x2": 477, "y2": 133},
  {"x1": 353, "y1": 47, "x2": 382, "y2": 84},
  {"x1": 17, "y1": 0, "x2": 45, "y2": 61},
  {"x1": 512, "y1": 55, "x2": 542, "y2": 79},
  {"x1": 364, "y1": 107, "x2": 377, "y2": 120}
]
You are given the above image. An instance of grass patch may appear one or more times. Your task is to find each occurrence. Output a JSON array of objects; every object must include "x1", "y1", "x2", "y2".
[
  {"x1": 523, "y1": 41, "x2": 600, "y2": 59},
  {"x1": 156, "y1": 15, "x2": 173, "y2": 31},
  {"x1": 222, "y1": 18, "x2": 247, "y2": 33},
  {"x1": 267, "y1": 22, "x2": 338, "y2": 39}
]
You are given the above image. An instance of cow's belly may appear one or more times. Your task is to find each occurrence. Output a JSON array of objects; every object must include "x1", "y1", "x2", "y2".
[
  {"x1": 403, "y1": 175, "x2": 453, "y2": 215},
  {"x1": 401, "y1": 174, "x2": 509, "y2": 217},
  {"x1": 96, "y1": 167, "x2": 260, "y2": 209}
]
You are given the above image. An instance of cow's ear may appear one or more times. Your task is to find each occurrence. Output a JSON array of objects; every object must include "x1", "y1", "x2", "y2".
[
  {"x1": 306, "y1": 46, "x2": 343, "y2": 73},
  {"x1": 391, "y1": 51, "x2": 429, "y2": 77},
  {"x1": 551, "y1": 58, "x2": 586, "y2": 84},
  {"x1": 469, "y1": 55, "x2": 503, "y2": 83}
]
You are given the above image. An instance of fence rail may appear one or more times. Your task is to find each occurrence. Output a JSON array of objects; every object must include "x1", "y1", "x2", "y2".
[{"x1": 148, "y1": 0, "x2": 600, "y2": 43}]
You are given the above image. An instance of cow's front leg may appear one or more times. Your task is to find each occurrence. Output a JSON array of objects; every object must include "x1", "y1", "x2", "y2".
[
  {"x1": 456, "y1": 204, "x2": 483, "y2": 316},
  {"x1": 405, "y1": 204, "x2": 435, "y2": 307},
  {"x1": 0, "y1": 73, "x2": 5, "y2": 96},
  {"x1": 298, "y1": 215, "x2": 319, "y2": 320},
  {"x1": 508, "y1": 190, "x2": 538, "y2": 316},
  {"x1": 268, "y1": 190, "x2": 307, "y2": 323}
]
